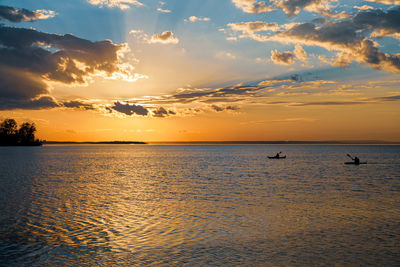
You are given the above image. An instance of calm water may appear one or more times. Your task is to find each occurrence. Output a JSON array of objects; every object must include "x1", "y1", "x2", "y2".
[{"x1": 0, "y1": 145, "x2": 399, "y2": 266}]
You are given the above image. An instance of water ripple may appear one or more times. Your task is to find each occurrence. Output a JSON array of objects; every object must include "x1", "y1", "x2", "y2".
[{"x1": 0, "y1": 145, "x2": 399, "y2": 265}]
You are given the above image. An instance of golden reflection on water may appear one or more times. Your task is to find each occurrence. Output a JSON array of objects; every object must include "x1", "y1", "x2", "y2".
[{"x1": 0, "y1": 145, "x2": 399, "y2": 265}]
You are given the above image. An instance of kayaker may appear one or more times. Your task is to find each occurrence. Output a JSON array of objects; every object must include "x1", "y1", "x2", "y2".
[
  {"x1": 354, "y1": 157, "x2": 360, "y2": 164},
  {"x1": 275, "y1": 152, "x2": 281, "y2": 158}
]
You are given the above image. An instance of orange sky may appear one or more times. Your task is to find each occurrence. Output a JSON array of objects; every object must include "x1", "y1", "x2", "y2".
[{"x1": 0, "y1": 1, "x2": 400, "y2": 141}]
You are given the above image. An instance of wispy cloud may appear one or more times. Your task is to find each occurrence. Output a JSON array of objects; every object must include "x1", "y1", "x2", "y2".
[
  {"x1": 88, "y1": 0, "x2": 143, "y2": 9},
  {"x1": 216, "y1": 51, "x2": 237, "y2": 60},
  {"x1": 185, "y1": 16, "x2": 210, "y2": 22},
  {"x1": 157, "y1": 7, "x2": 171, "y2": 13}
]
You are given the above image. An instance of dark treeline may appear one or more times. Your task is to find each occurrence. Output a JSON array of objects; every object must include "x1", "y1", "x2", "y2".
[{"x1": 0, "y1": 118, "x2": 42, "y2": 146}]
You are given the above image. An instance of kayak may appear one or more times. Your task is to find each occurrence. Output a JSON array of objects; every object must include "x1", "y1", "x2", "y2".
[
  {"x1": 268, "y1": 156, "x2": 286, "y2": 159},
  {"x1": 344, "y1": 162, "x2": 367, "y2": 165}
]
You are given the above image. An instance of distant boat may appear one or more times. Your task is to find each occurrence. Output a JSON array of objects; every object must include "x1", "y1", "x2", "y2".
[
  {"x1": 344, "y1": 161, "x2": 367, "y2": 165},
  {"x1": 268, "y1": 155, "x2": 286, "y2": 159}
]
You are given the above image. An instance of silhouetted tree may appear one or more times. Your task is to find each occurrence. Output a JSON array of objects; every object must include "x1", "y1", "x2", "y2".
[
  {"x1": 0, "y1": 119, "x2": 17, "y2": 135},
  {"x1": 18, "y1": 122, "x2": 36, "y2": 145},
  {"x1": 0, "y1": 118, "x2": 42, "y2": 146},
  {"x1": 0, "y1": 119, "x2": 18, "y2": 145}
]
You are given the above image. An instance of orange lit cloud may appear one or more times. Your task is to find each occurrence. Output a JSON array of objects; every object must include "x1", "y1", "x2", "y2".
[
  {"x1": 231, "y1": 0, "x2": 275, "y2": 14},
  {"x1": 366, "y1": 0, "x2": 400, "y2": 4},
  {"x1": 270, "y1": 50, "x2": 295, "y2": 65},
  {"x1": 185, "y1": 16, "x2": 210, "y2": 22},
  {"x1": 149, "y1": 31, "x2": 179, "y2": 44}
]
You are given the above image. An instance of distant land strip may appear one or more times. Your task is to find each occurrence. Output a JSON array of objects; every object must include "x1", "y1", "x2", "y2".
[
  {"x1": 43, "y1": 141, "x2": 147, "y2": 145},
  {"x1": 148, "y1": 140, "x2": 400, "y2": 145},
  {"x1": 42, "y1": 140, "x2": 400, "y2": 145}
]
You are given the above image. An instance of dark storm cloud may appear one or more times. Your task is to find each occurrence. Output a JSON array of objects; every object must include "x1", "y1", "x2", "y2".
[{"x1": 111, "y1": 102, "x2": 149, "y2": 116}]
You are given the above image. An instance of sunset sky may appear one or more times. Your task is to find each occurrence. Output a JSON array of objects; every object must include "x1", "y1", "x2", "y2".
[{"x1": 0, "y1": 0, "x2": 399, "y2": 141}]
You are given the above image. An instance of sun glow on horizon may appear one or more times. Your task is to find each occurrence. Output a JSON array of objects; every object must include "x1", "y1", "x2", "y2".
[{"x1": 0, "y1": 1, "x2": 399, "y2": 142}]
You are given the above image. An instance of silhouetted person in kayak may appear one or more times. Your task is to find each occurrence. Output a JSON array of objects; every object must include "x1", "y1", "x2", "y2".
[
  {"x1": 347, "y1": 154, "x2": 361, "y2": 165},
  {"x1": 275, "y1": 152, "x2": 281, "y2": 158}
]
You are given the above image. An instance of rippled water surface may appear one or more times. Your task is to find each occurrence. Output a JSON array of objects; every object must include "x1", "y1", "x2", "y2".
[{"x1": 0, "y1": 145, "x2": 399, "y2": 266}]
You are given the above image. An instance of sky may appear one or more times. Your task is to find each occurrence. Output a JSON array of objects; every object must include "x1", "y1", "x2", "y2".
[{"x1": 0, "y1": 0, "x2": 399, "y2": 142}]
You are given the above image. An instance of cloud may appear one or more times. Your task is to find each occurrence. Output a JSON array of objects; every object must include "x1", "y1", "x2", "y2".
[
  {"x1": 366, "y1": 0, "x2": 400, "y2": 4},
  {"x1": 62, "y1": 100, "x2": 95, "y2": 110},
  {"x1": 152, "y1": 107, "x2": 176, "y2": 117},
  {"x1": 354, "y1": 5, "x2": 374, "y2": 10},
  {"x1": 370, "y1": 94, "x2": 400, "y2": 102},
  {"x1": 157, "y1": 1, "x2": 170, "y2": 12},
  {"x1": 101, "y1": 66, "x2": 400, "y2": 116},
  {"x1": 228, "y1": 7, "x2": 400, "y2": 73},
  {"x1": 228, "y1": 21, "x2": 279, "y2": 34},
  {"x1": 145, "y1": 84, "x2": 268, "y2": 106},
  {"x1": 157, "y1": 8, "x2": 171, "y2": 13},
  {"x1": 110, "y1": 102, "x2": 149, "y2": 116},
  {"x1": 88, "y1": 0, "x2": 143, "y2": 9},
  {"x1": 0, "y1": 6, "x2": 142, "y2": 111},
  {"x1": 0, "y1": 96, "x2": 59, "y2": 110},
  {"x1": 0, "y1": 5, "x2": 55, "y2": 22},
  {"x1": 211, "y1": 105, "x2": 240, "y2": 112},
  {"x1": 290, "y1": 101, "x2": 365, "y2": 106},
  {"x1": 231, "y1": 0, "x2": 345, "y2": 16},
  {"x1": 264, "y1": 92, "x2": 400, "y2": 107},
  {"x1": 185, "y1": 16, "x2": 210, "y2": 22},
  {"x1": 294, "y1": 44, "x2": 307, "y2": 61},
  {"x1": 270, "y1": 117, "x2": 318, "y2": 122},
  {"x1": 272, "y1": 0, "x2": 332, "y2": 16},
  {"x1": 0, "y1": 26, "x2": 136, "y2": 84},
  {"x1": 270, "y1": 44, "x2": 308, "y2": 65},
  {"x1": 232, "y1": 0, "x2": 275, "y2": 14},
  {"x1": 271, "y1": 50, "x2": 295, "y2": 65},
  {"x1": 149, "y1": 31, "x2": 179, "y2": 44}
]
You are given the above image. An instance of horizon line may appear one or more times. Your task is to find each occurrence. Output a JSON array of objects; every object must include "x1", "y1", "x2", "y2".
[{"x1": 43, "y1": 140, "x2": 400, "y2": 145}]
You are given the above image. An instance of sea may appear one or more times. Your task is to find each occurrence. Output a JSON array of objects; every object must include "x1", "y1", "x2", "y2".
[{"x1": 0, "y1": 144, "x2": 399, "y2": 266}]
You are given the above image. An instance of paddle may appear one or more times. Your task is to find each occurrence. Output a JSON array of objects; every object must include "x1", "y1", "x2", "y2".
[{"x1": 346, "y1": 154, "x2": 354, "y2": 160}]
